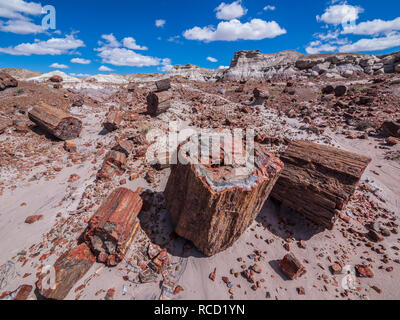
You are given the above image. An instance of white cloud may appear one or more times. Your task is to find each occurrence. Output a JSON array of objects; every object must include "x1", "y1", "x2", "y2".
[
  {"x1": 71, "y1": 57, "x2": 91, "y2": 64},
  {"x1": 159, "y1": 58, "x2": 173, "y2": 72},
  {"x1": 339, "y1": 32, "x2": 400, "y2": 52},
  {"x1": 342, "y1": 17, "x2": 400, "y2": 36},
  {"x1": 263, "y1": 5, "x2": 276, "y2": 11},
  {"x1": 98, "y1": 65, "x2": 114, "y2": 72},
  {"x1": 0, "y1": 19, "x2": 43, "y2": 34},
  {"x1": 183, "y1": 18, "x2": 286, "y2": 42},
  {"x1": 70, "y1": 73, "x2": 91, "y2": 77},
  {"x1": 215, "y1": 1, "x2": 247, "y2": 20},
  {"x1": 306, "y1": 42, "x2": 337, "y2": 54},
  {"x1": 317, "y1": 4, "x2": 363, "y2": 25},
  {"x1": 0, "y1": 0, "x2": 42, "y2": 19},
  {"x1": 0, "y1": 34, "x2": 85, "y2": 55},
  {"x1": 219, "y1": 65, "x2": 229, "y2": 69},
  {"x1": 49, "y1": 62, "x2": 69, "y2": 69},
  {"x1": 155, "y1": 19, "x2": 166, "y2": 27},
  {"x1": 123, "y1": 37, "x2": 148, "y2": 50},
  {"x1": 99, "y1": 33, "x2": 120, "y2": 48},
  {"x1": 207, "y1": 56, "x2": 218, "y2": 62}
]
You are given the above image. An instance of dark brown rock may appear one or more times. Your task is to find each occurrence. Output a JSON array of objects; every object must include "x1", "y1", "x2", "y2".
[
  {"x1": 155, "y1": 78, "x2": 171, "y2": 92},
  {"x1": 279, "y1": 253, "x2": 306, "y2": 280},
  {"x1": 147, "y1": 91, "x2": 171, "y2": 116},
  {"x1": 102, "y1": 108, "x2": 123, "y2": 132},
  {"x1": 0, "y1": 72, "x2": 18, "y2": 91},
  {"x1": 381, "y1": 120, "x2": 400, "y2": 138}
]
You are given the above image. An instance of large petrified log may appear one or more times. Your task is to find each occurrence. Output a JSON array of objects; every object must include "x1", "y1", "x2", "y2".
[
  {"x1": 28, "y1": 104, "x2": 82, "y2": 140},
  {"x1": 271, "y1": 140, "x2": 371, "y2": 229},
  {"x1": 0, "y1": 72, "x2": 18, "y2": 91},
  {"x1": 164, "y1": 134, "x2": 283, "y2": 256},
  {"x1": 36, "y1": 243, "x2": 95, "y2": 300},
  {"x1": 83, "y1": 187, "x2": 143, "y2": 266},
  {"x1": 103, "y1": 107, "x2": 123, "y2": 132},
  {"x1": 147, "y1": 91, "x2": 171, "y2": 116}
]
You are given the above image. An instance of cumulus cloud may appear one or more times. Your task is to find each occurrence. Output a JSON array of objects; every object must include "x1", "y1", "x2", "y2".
[
  {"x1": 341, "y1": 17, "x2": 400, "y2": 36},
  {"x1": 183, "y1": 18, "x2": 286, "y2": 42},
  {"x1": 98, "y1": 65, "x2": 114, "y2": 72},
  {"x1": 215, "y1": 1, "x2": 247, "y2": 20},
  {"x1": 155, "y1": 19, "x2": 166, "y2": 27},
  {"x1": 306, "y1": 41, "x2": 337, "y2": 54},
  {"x1": 0, "y1": 34, "x2": 85, "y2": 55},
  {"x1": 49, "y1": 62, "x2": 68, "y2": 69},
  {"x1": 70, "y1": 73, "x2": 91, "y2": 77},
  {"x1": 339, "y1": 32, "x2": 400, "y2": 52},
  {"x1": 71, "y1": 57, "x2": 91, "y2": 64},
  {"x1": 0, "y1": 19, "x2": 44, "y2": 34},
  {"x1": 317, "y1": 4, "x2": 363, "y2": 25},
  {"x1": 123, "y1": 37, "x2": 148, "y2": 50},
  {"x1": 95, "y1": 34, "x2": 170, "y2": 68},
  {"x1": 207, "y1": 56, "x2": 218, "y2": 62}
]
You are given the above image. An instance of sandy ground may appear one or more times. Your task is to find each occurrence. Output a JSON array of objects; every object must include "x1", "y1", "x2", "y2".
[{"x1": 0, "y1": 79, "x2": 399, "y2": 301}]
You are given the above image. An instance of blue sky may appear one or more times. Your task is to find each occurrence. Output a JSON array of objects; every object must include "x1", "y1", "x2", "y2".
[{"x1": 1, "y1": 0, "x2": 400, "y2": 76}]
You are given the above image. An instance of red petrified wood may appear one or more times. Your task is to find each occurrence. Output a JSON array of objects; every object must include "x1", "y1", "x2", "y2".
[
  {"x1": 84, "y1": 188, "x2": 143, "y2": 266},
  {"x1": 164, "y1": 134, "x2": 283, "y2": 256},
  {"x1": 279, "y1": 253, "x2": 306, "y2": 280},
  {"x1": 36, "y1": 243, "x2": 96, "y2": 300},
  {"x1": 103, "y1": 108, "x2": 123, "y2": 132},
  {"x1": 271, "y1": 140, "x2": 371, "y2": 229}
]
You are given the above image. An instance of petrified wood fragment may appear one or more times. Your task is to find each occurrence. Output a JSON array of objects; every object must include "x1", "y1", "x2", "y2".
[
  {"x1": 271, "y1": 140, "x2": 371, "y2": 229},
  {"x1": 155, "y1": 78, "x2": 171, "y2": 92},
  {"x1": 0, "y1": 72, "x2": 18, "y2": 91},
  {"x1": 164, "y1": 135, "x2": 283, "y2": 256},
  {"x1": 97, "y1": 151, "x2": 126, "y2": 180},
  {"x1": 147, "y1": 91, "x2": 171, "y2": 116},
  {"x1": 36, "y1": 243, "x2": 95, "y2": 300},
  {"x1": 380, "y1": 120, "x2": 400, "y2": 137},
  {"x1": 84, "y1": 188, "x2": 143, "y2": 266},
  {"x1": 28, "y1": 104, "x2": 82, "y2": 140},
  {"x1": 279, "y1": 253, "x2": 306, "y2": 280},
  {"x1": 103, "y1": 108, "x2": 123, "y2": 132},
  {"x1": 112, "y1": 140, "x2": 134, "y2": 157}
]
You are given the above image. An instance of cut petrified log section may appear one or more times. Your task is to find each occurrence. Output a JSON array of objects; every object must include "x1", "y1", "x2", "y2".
[
  {"x1": 381, "y1": 120, "x2": 400, "y2": 137},
  {"x1": 84, "y1": 188, "x2": 143, "y2": 266},
  {"x1": 271, "y1": 140, "x2": 371, "y2": 229},
  {"x1": 28, "y1": 104, "x2": 82, "y2": 140},
  {"x1": 279, "y1": 253, "x2": 306, "y2": 280},
  {"x1": 147, "y1": 91, "x2": 171, "y2": 116},
  {"x1": 103, "y1": 110, "x2": 123, "y2": 132},
  {"x1": 36, "y1": 243, "x2": 95, "y2": 300},
  {"x1": 156, "y1": 78, "x2": 171, "y2": 91},
  {"x1": 164, "y1": 135, "x2": 283, "y2": 256},
  {"x1": 112, "y1": 140, "x2": 134, "y2": 157}
]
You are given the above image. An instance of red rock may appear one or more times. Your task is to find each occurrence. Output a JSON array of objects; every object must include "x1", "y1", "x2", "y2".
[
  {"x1": 279, "y1": 253, "x2": 306, "y2": 280},
  {"x1": 330, "y1": 263, "x2": 343, "y2": 275},
  {"x1": 173, "y1": 285, "x2": 183, "y2": 295},
  {"x1": 209, "y1": 268, "x2": 217, "y2": 281},
  {"x1": 49, "y1": 75, "x2": 63, "y2": 83},
  {"x1": 14, "y1": 285, "x2": 33, "y2": 300},
  {"x1": 105, "y1": 288, "x2": 115, "y2": 300},
  {"x1": 25, "y1": 215, "x2": 43, "y2": 224},
  {"x1": 297, "y1": 287, "x2": 305, "y2": 295},
  {"x1": 355, "y1": 265, "x2": 374, "y2": 278}
]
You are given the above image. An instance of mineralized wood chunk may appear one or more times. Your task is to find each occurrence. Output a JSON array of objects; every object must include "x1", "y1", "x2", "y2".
[
  {"x1": 84, "y1": 188, "x2": 143, "y2": 266},
  {"x1": 271, "y1": 140, "x2": 371, "y2": 229},
  {"x1": 0, "y1": 72, "x2": 18, "y2": 90},
  {"x1": 36, "y1": 243, "x2": 95, "y2": 300},
  {"x1": 147, "y1": 91, "x2": 171, "y2": 116},
  {"x1": 155, "y1": 78, "x2": 171, "y2": 92},
  {"x1": 28, "y1": 104, "x2": 82, "y2": 140},
  {"x1": 381, "y1": 120, "x2": 400, "y2": 137},
  {"x1": 103, "y1": 109, "x2": 123, "y2": 132},
  {"x1": 279, "y1": 253, "x2": 306, "y2": 280},
  {"x1": 164, "y1": 137, "x2": 283, "y2": 256}
]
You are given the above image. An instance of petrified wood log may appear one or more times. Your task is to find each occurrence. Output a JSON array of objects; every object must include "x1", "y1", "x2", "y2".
[
  {"x1": 164, "y1": 135, "x2": 283, "y2": 256},
  {"x1": 0, "y1": 72, "x2": 18, "y2": 91},
  {"x1": 112, "y1": 140, "x2": 134, "y2": 157},
  {"x1": 147, "y1": 91, "x2": 171, "y2": 116},
  {"x1": 381, "y1": 120, "x2": 400, "y2": 137},
  {"x1": 84, "y1": 188, "x2": 143, "y2": 266},
  {"x1": 28, "y1": 104, "x2": 82, "y2": 140},
  {"x1": 103, "y1": 109, "x2": 123, "y2": 132},
  {"x1": 271, "y1": 140, "x2": 371, "y2": 229},
  {"x1": 97, "y1": 151, "x2": 126, "y2": 180},
  {"x1": 279, "y1": 253, "x2": 306, "y2": 280},
  {"x1": 155, "y1": 78, "x2": 171, "y2": 91},
  {"x1": 36, "y1": 243, "x2": 95, "y2": 300}
]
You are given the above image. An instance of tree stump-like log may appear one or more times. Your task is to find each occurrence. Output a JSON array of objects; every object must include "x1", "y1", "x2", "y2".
[
  {"x1": 147, "y1": 91, "x2": 171, "y2": 116},
  {"x1": 271, "y1": 140, "x2": 371, "y2": 229},
  {"x1": 164, "y1": 136, "x2": 283, "y2": 256},
  {"x1": 103, "y1": 109, "x2": 123, "y2": 132},
  {"x1": 28, "y1": 104, "x2": 82, "y2": 140},
  {"x1": 36, "y1": 243, "x2": 95, "y2": 300},
  {"x1": 83, "y1": 188, "x2": 143, "y2": 266}
]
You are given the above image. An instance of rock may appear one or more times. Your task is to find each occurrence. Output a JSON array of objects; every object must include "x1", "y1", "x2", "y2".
[
  {"x1": 28, "y1": 104, "x2": 83, "y2": 140},
  {"x1": 355, "y1": 265, "x2": 374, "y2": 278},
  {"x1": 279, "y1": 253, "x2": 306, "y2": 280},
  {"x1": 167, "y1": 64, "x2": 224, "y2": 82},
  {"x1": 368, "y1": 229, "x2": 384, "y2": 243},
  {"x1": 102, "y1": 108, "x2": 123, "y2": 132},
  {"x1": 36, "y1": 243, "x2": 96, "y2": 300},
  {"x1": 155, "y1": 78, "x2": 171, "y2": 91},
  {"x1": 104, "y1": 288, "x2": 115, "y2": 300},
  {"x1": 343, "y1": 70, "x2": 354, "y2": 78},
  {"x1": 112, "y1": 140, "x2": 135, "y2": 157},
  {"x1": 334, "y1": 85, "x2": 347, "y2": 97},
  {"x1": 64, "y1": 141, "x2": 77, "y2": 153},
  {"x1": 83, "y1": 188, "x2": 142, "y2": 266},
  {"x1": 321, "y1": 85, "x2": 335, "y2": 94},
  {"x1": 146, "y1": 91, "x2": 172, "y2": 116},
  {"x1": 164, "y1": 134, "x2": 283, "y2": 256},
  {"x1": 14, "y1": 284, "x2": 33, "y2": 300},
  {"x1": 0, "y1": 72, "x2": 18, "y2": 91},
  {"x1": 395, "y1": 63, "x2": 400, "y2": 73},
  {"x1": 386, "y1": 137, "x2": 399, "y2": 146},
  {"x1": 380, "y1": 120, "x2": 400, "y2": 138},
  {"x1": 296, "y1": 58, "x2": 325, "y2": 70},
  {"x1": 209, "y1": 268, "x2": 217, "y2": 281},
  {"x1": 330, "y1": 264, "x2": 343, "y2": 275},
  {"x1": 271, "y1": 140, "x2": 371, "y2": 229},
  {"x1": 72, "y1": 95, "x2": 84, "y2": 107},
  {"x1": 297, "y1": 287, "x2": 305, "y2": 295},
  {"x1": 49, "y1": 75, "x2": 63, "y2": 83},
  {"x1": 25, "y1": 215, "x2": 43, "y2": 224}
]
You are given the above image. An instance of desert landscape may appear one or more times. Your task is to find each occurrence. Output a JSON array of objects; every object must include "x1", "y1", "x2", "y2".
[{"x1": 0, "y1": 48, "x2": 400, "y2": 301}]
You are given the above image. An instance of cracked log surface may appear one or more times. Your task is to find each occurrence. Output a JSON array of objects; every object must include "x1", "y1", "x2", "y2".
[
  {"x1": 146, "y1": 91, "x2": 171, "y2": 116},
  {"x1": 28, "y1": 104, "x2": 82, "y2": 140},
  {"x1": 271, "y1": 140, "x2": 372, "y2": 229},
  {"x1": 164, "y1": 137, "x2": 283, "y2": 256},
  {"x1": 84, "y1": 187, "x2": 143, "y2": 266}
]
